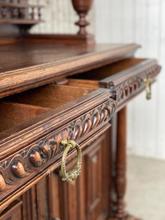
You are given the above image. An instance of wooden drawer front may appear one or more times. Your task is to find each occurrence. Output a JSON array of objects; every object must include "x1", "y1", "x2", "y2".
[
  {"x1": 0, "y1": 85, "x2": 116, "y2": 210},
  {"x1": 101, "y1": 59, "x2": 161, "y2": 109},
  {"x1": 0, "y1": 201, "x2": 22, "y2": 220},
  {"x1": 70, "y1": 58, "x2": 161, "y2": 109}
]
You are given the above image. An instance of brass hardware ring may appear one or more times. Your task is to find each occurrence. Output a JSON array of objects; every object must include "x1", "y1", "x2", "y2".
[
  {"x1": 144, "y1": 77, "x2": 152, "y2": 100},
  {"x1": 60, "y1": 140, "x2": 82, "y2": 183}
]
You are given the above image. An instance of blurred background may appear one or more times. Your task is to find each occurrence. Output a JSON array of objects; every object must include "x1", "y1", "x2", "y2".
[{"x1": 31, "y1": 0, "x2": 165, "y2": 160}]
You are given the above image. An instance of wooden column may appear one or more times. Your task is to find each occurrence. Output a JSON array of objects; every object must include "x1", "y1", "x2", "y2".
[
  {"x1": 111, "y1": 107, "x2": 140, "y2": 220},
  {"x1": 115, "y1": 107, "x2": 127, "y2": 219}
]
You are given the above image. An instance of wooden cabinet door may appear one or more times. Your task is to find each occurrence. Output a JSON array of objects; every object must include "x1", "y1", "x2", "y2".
[
  {"x1": 47, "y1": 129, "x2": 112, "y2": 220},
  {"x1": 24, "y1": 129, "x2": 111, "y2": 220},
  {"x1": 0, "y1": 201, "x2": 23, "y2": 220},
  {"x1": 70, "y1": 58, "x2": 160, "y2": 110},
  {"x1": 84, "y1": 131, "x2": 111, "y2": 220}
]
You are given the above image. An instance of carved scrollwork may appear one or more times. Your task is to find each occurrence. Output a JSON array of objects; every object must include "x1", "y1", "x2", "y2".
[
  {"x1": 115, "y1": 63, "x2": 160, "y2": 105},
  {"x1": 83, "y1": 114, "x2": 92, "y2": 134},
  {"x1": 0, "y1": 99, "x2": 116, "y2": 193},
  {"x1": 92, "y1": 110, "x2": 100, "y2": 127}
]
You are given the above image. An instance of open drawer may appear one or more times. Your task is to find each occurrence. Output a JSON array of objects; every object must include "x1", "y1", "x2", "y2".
[
  {"x1": 0, "y1": 83, "x2": 116, "y2": 211},
  {"x1": 69, "y1": 58, "x2": 161, "y2": 110}
]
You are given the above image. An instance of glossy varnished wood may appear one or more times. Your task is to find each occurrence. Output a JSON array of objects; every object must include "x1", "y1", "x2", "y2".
[
  {"x1": 70, "y1": 57, "x2": 161, "y2": 110},
  {"x1": 0, "y1": 85, "x2": 116, "y2": 211},
  {"x1": 0, "y1": 2, "x2": 161, "y2": 218},
  {"x1": 0, "y1": 41, "x2": 139, "y2": 98},
  {"x1": 69, "y1": 57, "x2": 160, "y2": 220}
]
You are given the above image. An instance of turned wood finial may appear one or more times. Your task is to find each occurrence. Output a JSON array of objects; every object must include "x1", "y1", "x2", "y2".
[{"x1": 71, "y1": 0, "x2": 93, "y2": 35}]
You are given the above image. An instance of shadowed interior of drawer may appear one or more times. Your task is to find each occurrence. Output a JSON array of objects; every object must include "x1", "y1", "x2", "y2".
[
  {"x1": 0, "y1": 102, "x2": 49, "y2": 132},
  {"x1": 0, "y1": 84, "x2": 93, "y2": 135},
  {"x1": 69, "y1": 58, "x2": 145, "y2": 82},
  {"x1": 4, "y1": 84, "x2": 93, "y2": 108}
]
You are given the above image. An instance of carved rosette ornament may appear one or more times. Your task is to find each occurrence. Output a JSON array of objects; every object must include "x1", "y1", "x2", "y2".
[{"x1": 0, "y1": 99, "x2": 116, "y2": 194}]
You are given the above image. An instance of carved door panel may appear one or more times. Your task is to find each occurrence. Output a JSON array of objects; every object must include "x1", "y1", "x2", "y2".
[
  {"x1": 23, "y1": 175, "x2": 63, "y2": 220},
  {"x1": 53, "y1": 129, "x2": 112, "y2": 220},
  {"x1": 0, "y1": 201, "x2": 23, "y2": 220},
  {"x1": 22, "y1": 129, "x2": 111, "y2": 220},
  {"x1": 47, "y1": 173, "x2": 64, "y2": 220},
  {"x1": 21, "y1": 180, "x2": 49, "y2": 220},
  {"x1": 0, "y1": 194, "x2": 39, "y2": 220},
  {"x1": 84, "y1": 130, "x2": 111, "y2": 220}
]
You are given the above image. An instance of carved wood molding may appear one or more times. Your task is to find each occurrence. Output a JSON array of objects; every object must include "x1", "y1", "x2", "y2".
[
  {"x1": 115, "y1": 63, "x2": 161, "y2": 107},
  {"x1": 0, "y1": 99, "x2": 116, "y2": 199}
]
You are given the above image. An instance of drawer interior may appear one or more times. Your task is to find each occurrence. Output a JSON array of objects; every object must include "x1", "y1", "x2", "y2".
[
  {"x1": 0, "y1": 84, "x2": 94, "y2": 138},
  {"x1": 5, "y1": 84, "x2": 92, "y2": 108},
  {"x1": 0, "y1": 102, "x2": 48, "y2": 133},
  {"x1": 68, "y1": 58, "x2": 146, "y2": 84}
]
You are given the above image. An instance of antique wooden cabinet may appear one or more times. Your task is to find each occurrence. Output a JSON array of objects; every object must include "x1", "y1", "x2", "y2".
[{"x1": 0, "y1": 1, "x2": 161, "y2": 220}]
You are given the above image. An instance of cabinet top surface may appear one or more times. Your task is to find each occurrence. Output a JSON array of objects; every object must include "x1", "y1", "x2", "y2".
[
  {"x1": 0, "y1": 39, "x2": 139, "y2": 98},
  {"x1": 0, "y1": 41, "x2": 139, "y2": 72}
]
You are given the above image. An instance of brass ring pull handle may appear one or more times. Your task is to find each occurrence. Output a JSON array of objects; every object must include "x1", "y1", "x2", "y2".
[
  {"x1": 144, "y1": 77, "x2": 152, "y2": 100},
  {"x1": 59, "y1": 140, "x2": 82, "y2": 183}
]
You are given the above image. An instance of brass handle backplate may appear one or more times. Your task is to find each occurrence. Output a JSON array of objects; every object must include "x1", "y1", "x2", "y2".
[
  {"x1": 144, "y1": 77, "x2": 152, "y2": 100},
  {"x1": 59, "y1": 140, "x2": 82, "y2": 183}
]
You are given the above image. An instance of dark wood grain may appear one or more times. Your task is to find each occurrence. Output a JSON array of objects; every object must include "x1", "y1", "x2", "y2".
[
  {"x1": 0, "y1": 2, "x2": 161, "y2": 218},
  {"x1": 69, "y1": 57, "x2": 161, "y2": 220},
  {"x1": 70, "y1": 57, "x2": 161, "y2": 109},
  {"x1": 0, "y1": 84, "x2": 116, "y2": 211},
  {"x1": 0, "y1": 41, "x2": 139, "y2": 98}
]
